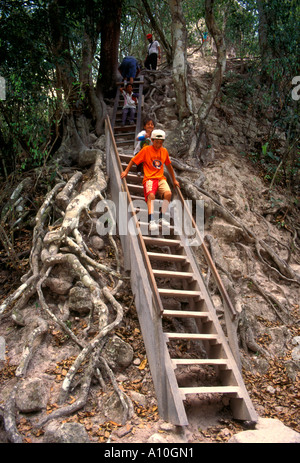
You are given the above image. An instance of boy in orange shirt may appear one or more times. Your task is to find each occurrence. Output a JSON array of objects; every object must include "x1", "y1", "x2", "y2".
[{"x1": 121, "y1": 129, "x2": 179, "y2": 231}]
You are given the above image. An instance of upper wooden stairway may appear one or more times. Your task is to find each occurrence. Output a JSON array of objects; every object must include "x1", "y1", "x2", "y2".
[{"x1": 105, "y1": 77, "x2": 258, "y2": 426}]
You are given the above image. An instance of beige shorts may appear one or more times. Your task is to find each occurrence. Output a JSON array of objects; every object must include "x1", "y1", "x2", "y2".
[{"x1": 144, "y1": 179, "x2": 171, "y2": 201}]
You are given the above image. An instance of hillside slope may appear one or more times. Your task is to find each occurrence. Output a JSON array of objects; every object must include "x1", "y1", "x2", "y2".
[{"x1": 0, "y1": 52, "x2": 299, "y2": 444}]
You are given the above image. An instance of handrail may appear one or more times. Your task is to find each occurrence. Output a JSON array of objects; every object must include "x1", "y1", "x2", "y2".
[
  {"x1": 174, "y1": 184, "x2": 237, "y2": 320},
  {"x1": 105, "y1": 115, "x2": 164, "y2": 316},
  {"x1": 106, "y1": 109, "x2": 236, "y2": 320},
  {"x1": 134, "y1": 76, "x2": 144, "y2": 139}
]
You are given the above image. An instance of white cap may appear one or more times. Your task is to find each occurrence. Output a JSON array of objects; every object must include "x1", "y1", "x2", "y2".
[{"x1": 151, "y1": 129, "x2": 165, "y2": 140}]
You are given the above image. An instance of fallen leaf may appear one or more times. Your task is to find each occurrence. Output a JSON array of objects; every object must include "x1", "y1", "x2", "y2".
[{"x1": 138, "y1": 358, "x2": 147, "y2": 370}]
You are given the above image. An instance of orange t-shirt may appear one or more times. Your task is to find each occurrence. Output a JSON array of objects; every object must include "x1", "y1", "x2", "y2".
[{"x1": 132, "y1": 145, "x2": 171, "y2": 184}]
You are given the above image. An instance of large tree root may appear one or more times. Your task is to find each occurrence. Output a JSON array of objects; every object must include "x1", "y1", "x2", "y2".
[
  {"x1": 177, "y1": 174, "x2": 299, "y2": 357},
  {"x1": 179, "y1": 176, "x2": 300, "y2": 285},
  {"x1": 1, "y1": 155, "x2": 134, "y2": 439},
  {"x1": 238, "y1": 307, "x2": 270, "y2": 358},
  {"x1": 15, "y1": 316, "x2": 49, "y2": 378},
  {"x1": 2, "y1": 385, "x2": 23, "y2": 443}
]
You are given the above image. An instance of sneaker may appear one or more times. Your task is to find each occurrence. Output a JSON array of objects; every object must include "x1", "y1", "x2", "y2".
[
  {"x1": 188, "y1": 237, "x2": 200, "y2": 247},
  {"x1": 149, "y1": 220, "x2": 159, "y2": 232},
  {"x1": 158, "y1": 217, "x2": 170, "y2": 227}
]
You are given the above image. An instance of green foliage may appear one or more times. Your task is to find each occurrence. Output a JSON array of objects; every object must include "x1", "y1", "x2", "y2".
[
  {"x1": 0, "y1": 1, "x2": 58, "y2": 175},
  {"x1": 120, "y1": 0, "x2": 172, "y2": 61},
  {"x1": 0, "y1": 0, "x2": 298, "y2": 192}
]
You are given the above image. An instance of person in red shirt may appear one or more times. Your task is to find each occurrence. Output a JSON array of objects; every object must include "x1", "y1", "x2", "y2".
[{"x1": 121, "y1": 129, "x2": 179, "y2": 231}]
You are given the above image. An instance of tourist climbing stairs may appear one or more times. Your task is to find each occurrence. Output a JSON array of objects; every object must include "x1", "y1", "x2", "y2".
[{"x1": 105, "y1": 77, "x2": 258, "y2": 426}]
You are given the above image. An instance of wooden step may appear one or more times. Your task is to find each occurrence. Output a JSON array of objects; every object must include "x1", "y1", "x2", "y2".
[
  {"x1": 127, "y1": 183, "x2": 144, "y2": 193},
  {"x1": 132, "y1": 203, "x2": 171, "y2": 215},
  {"x1": 131, "y1": 196, "x2": 163, "y2": 203},
  {"x1": 179, "y1": 386, "x2": 240, "y2": 399},
  {"x1": 134, "y1": 210, "x2": 171, "y2": 222},
  {"x1": 143, "y1": 236, "x2": 181, "y2": 247},
  {"x1": 127, "y1": 173, "x2": 143, "y2": 183},
  {"x1": 116, "y1": 140, "x2": 135, "y2": 146},
  {"x1": 115, "y1": 119, "x2": 136, "y2": 125},
  {"x1": 147, "y1": 252, "x2": 187, "y2": 263},
  {"x1": 153, "y1": 270, "x2": 195, "y2": 280},
  {"x1": 121, "y1": 160, "x2": 140, "y2": 167},
  {"x1": 114, "y1": 131, "x2": 136, "y2": 137},
  {"x1": 122, "y1": 162, "x2": 137, "y2": 170},
  {"x1": 162, "y1": 310, "x2": 210, "y2": 318},
  {"x1": 165, "y1": 333, "x2": 218, "y2": 341},
  {"x1": 171, "y1": 358, "x2": 228, "y2": 367},
  {"x1": 114, "y1": 126, "x2": 137, "y2": 133},
  {"x1": 119, "y1": 153, "x2": 134, "y2": 161},
  {"x1": 158, "y1": 288, "x2": 202, "y2": 299},
  {"x1": 130, "y1": 194, "x2": 146, "y2": 201},
  {"x1": 139, "y1": 222, "x2": 176, "y2": 235},
  {"x1": 117, "y1": 80, "x2": 141, "y2": 85}
]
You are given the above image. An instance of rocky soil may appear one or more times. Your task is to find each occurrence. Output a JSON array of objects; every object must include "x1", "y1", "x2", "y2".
[{"x1": 0, "y1": 51, "x2": 299, "y2": 444}]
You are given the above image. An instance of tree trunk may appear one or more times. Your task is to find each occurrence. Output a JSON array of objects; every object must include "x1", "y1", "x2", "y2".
[
  {"x1": 97, "y1": 0, "x2": 123, "y2": 97},
  {"x1": 193, "y1": 0, "x2": 226, "y2": 164},
  {"x1": 256, "y1": 0, "x2": 272, "y2": 83},
  {"x1": 198, "y1": 0, "x2": 226, "y2": 122},
  {"x1": 169, "y1": 0, "x2": 193, "y2": 121},
  {"x1": 48, "y1": 1, "x2": 89, "y2": 162},
  {"x1": 141, "y1": 0, "x2": 173, "y2": 64},
  {"x1": 81, "y1": 29, "x2": 106, "y2": 136}
]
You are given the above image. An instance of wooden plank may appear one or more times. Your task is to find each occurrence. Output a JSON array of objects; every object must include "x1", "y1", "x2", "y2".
[
  {"x1": 127, "y1": 173, "x2": 143, "y2": 182},
  {"x1": 171, "y1": 359, "x2": 228, "y2": 366},
  {"x1": 165, "y1": 333, "x2": 219, "y2": 341},
  {"x1": 116, "y1": 140, "x2": 135, "y2": 145},
  {"x1": 116, "y1": 80, "x2": 143, "y2": 85},
  {"x1": 134, "y1": 208, "x2": 171, "y2": 221},
  {"x1": 143, "y1": 237, "x2": 181, "y2": 247},
  {"x1": 139, "y1": 221, "x2": 176, "y2": 234},
  {"x1": 114, "y1": 130, "x2": 136, "y2": 136},
  {"x1": 135, "y1": 77, "x2": 144, "y2": 139},
  {"x1": 179, "y1": 386, "x2": 240, "y2": 399},
  {"x1": 152, "y1": 270, "x2": 195, "y2": 280},
  {"x1": 127, "y1": 183, "x2": 144, "y2": 192},
  {"x1": 119, "y1": 153, "x2": 134, "y2": 160},
  {"x1": 114, "y1": 126, "x2": 137, "y2": 132},
  {"x1": 162, "y1": 310, "x2": 210, "y2": 318},
  {"x1": 147, "y1": 252, "x2": 187, "y2": 263},
  {"x1": 158, "y1": 289, "x2": 202, "y2": 299},
  {"x1": 130, "y1": 194, "x2": 146, "y2": 200}
]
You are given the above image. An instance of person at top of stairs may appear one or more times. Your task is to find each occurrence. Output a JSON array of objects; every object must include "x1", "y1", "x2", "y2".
[
  {"x1": 118, "y1": 56, "x2": 141, "y2": 85},
  {"x1": 133, "y1": 116, "x2": 155, "y2": 176},
  {"x1": 121, "y1": 129, "x2": 180, "y2": 232},
  {"x1": 120, "y1": 83, "x2": 139, "y2": 126},
  {"x1": 144, "y1": 34, "x2": 161, "y2": 70}
]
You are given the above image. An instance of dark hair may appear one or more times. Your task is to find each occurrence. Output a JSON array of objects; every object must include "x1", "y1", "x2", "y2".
[{"x1": 143, "y1": 116, "x2": 155, "y2": 127}]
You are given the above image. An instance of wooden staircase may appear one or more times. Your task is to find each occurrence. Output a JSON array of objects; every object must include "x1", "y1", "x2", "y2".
[{"x1": 105, "y1": 81, "x2": 258, "y2": 426}]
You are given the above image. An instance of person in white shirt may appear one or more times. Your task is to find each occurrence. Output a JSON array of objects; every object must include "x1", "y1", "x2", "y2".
[
  {"x1": 120, "y1": 83, "x2": 138, "y2": 125},
  {"x1": 144, "y1": 34, "x2": 161, "y2": 70}
]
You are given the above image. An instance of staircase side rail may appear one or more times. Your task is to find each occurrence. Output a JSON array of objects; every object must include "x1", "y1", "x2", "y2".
[
  {"x1": 174, "y1": 185, "x2": 237, "y2": 321},
  {"x1": 172, "y1": 184, "x2": 242, "y2": 369},
  {"x1": 111, "y1": 85, "x2": 121, "y2": 129},
  {"x1": 105, "y1": 116, "x2": 188, "y2": 426},
  {"x1": 105, "y1": 115, "x2": 163, "y2": 316},
  {"x1": 134, "y1": 76, "x2": 144, "y2": 139}
]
